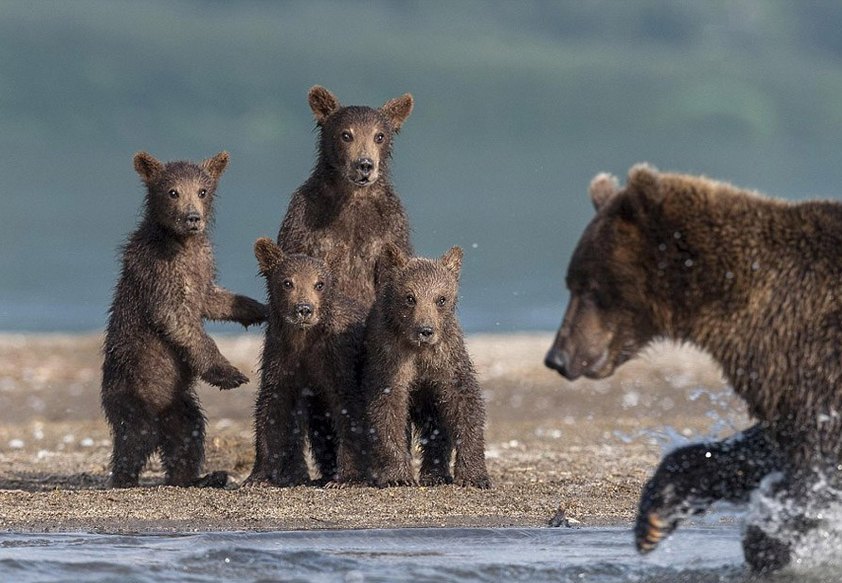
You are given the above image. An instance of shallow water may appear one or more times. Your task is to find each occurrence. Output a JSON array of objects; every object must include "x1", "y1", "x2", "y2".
[{"x1": 2, "y1": 525, "x2": 836, "y2": 583}]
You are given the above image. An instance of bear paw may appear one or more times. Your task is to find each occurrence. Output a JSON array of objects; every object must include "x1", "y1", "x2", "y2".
[{"x1": 202, "y1": 363, "x2": 249, "y2": 390}]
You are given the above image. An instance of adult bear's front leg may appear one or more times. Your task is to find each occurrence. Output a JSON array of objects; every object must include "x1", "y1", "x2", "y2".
[{"x1": 635, "y1": 424, "x2": 783, "y2": 553}]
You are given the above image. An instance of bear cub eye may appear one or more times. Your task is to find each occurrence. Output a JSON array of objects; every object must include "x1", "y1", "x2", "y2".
[
  {"x1": 341, "y1": 131, "x2": 353, "y2": 142},
  {"x1": 198, "y1": 188, "x2": 207, "y2": 199},
  {"x1": 374, "y1": 132, "x2": 385, "y2": 144},
  {"x1": 168, "y1": 189, "x2": 179, "y2": 199},
  {"x1": 282, "y1": 279, "x2": 293, "y2": 289},
  {"x1": 405, "y1": 294, "x2": 416, "y2": 306},
  {"x1": 436, "y1": 296, "x2": 447, "y2": 307},
  {"x1": 315, "y1": 281, "x2": 325, "y2": 291}
]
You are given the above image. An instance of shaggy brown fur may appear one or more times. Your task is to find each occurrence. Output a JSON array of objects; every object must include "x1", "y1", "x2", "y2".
[
  {"x1": 245, "y1": 238, "x2": 368, "y2": 486},
  {"x1": 545, "y1": 164, "x2": 842, "y2": 572},
  {"x1": 102, "y1": 152, "x2": 267, "y2": 488},
  {"x1": 277, "y1": 85, "x2": 414, "y2": 309},
  {"x1": 363, "y1": 246, "x2": 490, "y2": 488}
]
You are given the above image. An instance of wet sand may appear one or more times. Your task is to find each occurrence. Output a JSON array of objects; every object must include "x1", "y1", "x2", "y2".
[{"x1": 0, "y1": 333, "x2": 748, "y2": 533}]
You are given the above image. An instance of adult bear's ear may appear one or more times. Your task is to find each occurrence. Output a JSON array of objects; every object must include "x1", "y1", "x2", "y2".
[
  {"x1": 133, "y1": 151, "x2": 164, "y2": 183},
  {"x1": 589, "y1": 172, "x2": 620, "y2": 211},
  {"x1": 201, "y1": 151, "x2": 230, "y2": 180},
  {"x1": 380, "y1": 93, "x2": 414, "y2": 132},
  {"x1": 308, "y1": 85, "x2": 341, "y2": 125},
  {"x1": 627, "y1": 163, "x2": 662, "y2": 203},
  {"x1": 439, "y1": 246, "x2": 464, "y2": 278},
  {"x1": 374, "y1": 243, "x2": 409, "y2": 288},
  {"x1": 254, "y1": 237, "x2": 285, "y2": 276}
]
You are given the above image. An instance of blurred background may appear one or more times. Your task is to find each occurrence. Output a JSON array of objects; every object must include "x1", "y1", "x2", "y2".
[{"x1": 1, "y1": 0, "x2": 842, "y2": 333}]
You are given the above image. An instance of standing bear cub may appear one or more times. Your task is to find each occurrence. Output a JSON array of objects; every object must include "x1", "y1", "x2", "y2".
[
  {"x1": 102, "y1": 151, "x2": 266, "y2": 488},
  {"x1": 278, "y1": 85, "x2": 415, "y2": 309},
  {"x1": 246, "y1": 238, "x2": 368, "y2": 487},
  {"x1": 545, "y1": 164, "x2": 842, "y2": 572},
  {"x1": 364, "y1": 245, "x2": 490, "y2": 489}
]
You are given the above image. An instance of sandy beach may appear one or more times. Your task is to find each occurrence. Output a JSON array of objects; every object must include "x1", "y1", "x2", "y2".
[{"x1": 0, "y1": 332, "x2": 748, "y2": 533}]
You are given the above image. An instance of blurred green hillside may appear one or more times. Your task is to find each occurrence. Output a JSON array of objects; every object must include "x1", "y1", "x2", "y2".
[{"x1": 1, "y1": 0, "x2": 841, "y2": 331}]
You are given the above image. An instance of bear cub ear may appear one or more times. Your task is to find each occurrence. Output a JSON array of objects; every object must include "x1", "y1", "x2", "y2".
[
  {"x1": 254, "y1": 237, "x2": 285, "y2": 276},
  {"x1": 308, "y1": 85, "x2": 342, "y2": 125},
  {"x1": 201, "y1": 151, "x2": 230, "y2": 181},
  {"x1": 440, "y1": 246, "x2": 464, "y2": 277},
  {"x1": 380, "y1": 93, "x2": 414, "y2": 132},
  {"x1": 589, "y1": 172, "x2": 620, "y2": 211},
  {"x1": 374, "y1": 243, "x2": 409, "y2": 288},
  {"x1": 133, "y1": 151, "x2": 164, "y2": 183}
]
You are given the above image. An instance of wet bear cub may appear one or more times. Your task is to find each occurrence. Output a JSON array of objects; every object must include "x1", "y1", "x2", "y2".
[
  {"x1": 102, "y1": 151, "x2": 267, "y2": 488},
  {"x1": 364, "y1": 245, "x2": 490, "y2": 488},
  {"x1": 246, "y1": 238, "x2": 368, "y2": 486},
  {"x1": 278, "y1": 85, "x2": 415, "y2": 309}
]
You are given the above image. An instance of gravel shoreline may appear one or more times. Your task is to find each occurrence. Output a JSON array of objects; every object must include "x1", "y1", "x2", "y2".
[{"x1": 0, "y1": 332, "x2": 747, "y2": 533}]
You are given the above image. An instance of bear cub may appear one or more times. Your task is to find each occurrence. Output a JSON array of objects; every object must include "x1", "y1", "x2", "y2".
[
  {"x1": 246, "y1": 238, "x2": 368, "y2": 486},
  {"x1": 102, "y1": 151, "x2": 266, "y2": 488},
  {"x1": 364, "y1": 245, "x2": 490, "y2": 488},
  {"x1": 277, "y1": 85, "x2": 415, "y2": 309}
]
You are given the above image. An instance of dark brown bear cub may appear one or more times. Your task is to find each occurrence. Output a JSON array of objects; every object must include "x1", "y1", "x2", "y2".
[
  {"x1": 545, "y1": 164, "x2": 842, "y2": 572},
  {"x1": 102, "y1": 151, "x2": 266, "y2": 488},
  {"x1": 364, "y1": 245, "x2": 490, "y2": 488},
  {"x1": 246, "y1": 238, "x2": 368, "y2": 486},
  {"x1": 277, "y1": 85, "x2": 415, "y2": 309}
]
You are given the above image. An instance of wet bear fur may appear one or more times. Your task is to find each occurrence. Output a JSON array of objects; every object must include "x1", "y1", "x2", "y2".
[
  {"x1": 363, "y1": 245, "x2": 490, "y2": 489},
  {"x1": 545, "y1": 164, "x2": 842, "y2": 571},
  {"x1": 246, "y1": 238, "x2": 368, "y2": 486},
  {"x1": 102, "y1": 151, "x2": 266, "y2": 488},
  {"x1": 277, "y1": 85, "x2": 414, "y2": 309}
]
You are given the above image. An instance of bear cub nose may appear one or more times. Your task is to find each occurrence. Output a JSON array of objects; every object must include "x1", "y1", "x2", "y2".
[
  {"x1": 296, "y1": 303, "x2": 314, "y2": 318},
  {"x1": 356, "y1": 158, "x2": 374, "y2": 176},
  {"x1": 185, "y1": 211, "x2": 202, "y2": 226},
  {"x1": 417, "y1": 325, "x2": 435, "y2": 342}
]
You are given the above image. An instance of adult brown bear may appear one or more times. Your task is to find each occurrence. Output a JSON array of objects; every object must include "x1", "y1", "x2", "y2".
[{"x1": 545, "y1": 164, "x2": 842, "y2": 572}]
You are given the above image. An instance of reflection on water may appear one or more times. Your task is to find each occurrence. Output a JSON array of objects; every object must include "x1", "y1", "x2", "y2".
[{"x1": 2, "y1": 526, "x2": 838, "y2": 583}]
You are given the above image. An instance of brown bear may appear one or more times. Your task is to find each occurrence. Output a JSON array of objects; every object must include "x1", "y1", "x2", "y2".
[
  {"x1": 363, "y1": 245, "x2": 490, "y2": 488},
  {"x1": 545, "y1": 163, "x2": 842, "y2": 572},
  {"x1": 102, "y1": 151, "x2": 267, "y2": 488},
  {"x1": 245, "y1": 237, "x2": 368, "y2": 487},
  {"x1": 277, "y1": 85, "x2": 415, "y2": 309}
]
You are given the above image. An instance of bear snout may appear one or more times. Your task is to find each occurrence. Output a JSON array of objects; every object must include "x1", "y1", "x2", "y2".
[
  {"x1": 184, "y1": 211, "x2": 203, "y2": 231},
  {"x1": 350, "y1": 157, "x2": 378, "y2": 185},
  {"x1": 414, "y1": 324, "x2": 437, "y2": 345},
  {"x1": 544, "y1": 346, "x2": 572, "y2": 378}
]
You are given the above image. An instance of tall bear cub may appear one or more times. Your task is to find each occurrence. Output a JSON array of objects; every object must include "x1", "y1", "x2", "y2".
[
  {"x1": 277, "y1": 85, "x2": 415, "y2": 308},
  {"x1": 246, "y1": 238, "x2": 368, "y2": 486},
  {"x1": 545, "y1": 163, "x2": 842, "y2": 572},
  {"x1": 364, "y1": 245, "x2": 490, "y2": 489},
  {"x1": 102, "y1": 151, "x2": 266, "y2": 488}
]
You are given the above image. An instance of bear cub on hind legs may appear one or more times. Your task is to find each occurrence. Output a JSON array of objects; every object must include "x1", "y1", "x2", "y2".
[
  {"x1": 246, "y1": 238, "x2": 369, "y2": 487},
  {"x1": 364, "y1": 245, "x2": 490, "y2": 489},
  {"x1": 101, "y1": 151, "x2": 266, "y2": 488}
]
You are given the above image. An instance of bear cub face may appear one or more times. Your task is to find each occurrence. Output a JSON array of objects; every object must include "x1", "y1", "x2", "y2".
[
  {"x1": 380, "y1": 244, "x2": 463, "y2": 347},
  {"x1": 133, "y1": 151, "x2": 229, "y2": 237},
  {"x1": 308, "y1": 85, "x2": 413, "y2": 189},
  {"x1": 255, "y1": 237, "x2": 332, "y2": 329}
]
